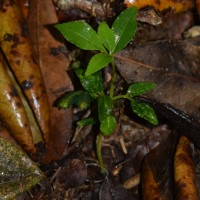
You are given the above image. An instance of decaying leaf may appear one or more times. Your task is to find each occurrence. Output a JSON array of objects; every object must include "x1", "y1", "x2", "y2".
[
  {"x1": 18, "y1": 0, "x2": 29, "y2": 18},
  {"x1": 115, "y1": 37, "x2": 200, "y2": 121},
  {"x1": 174, "y1": 136, "x2": 199, "y2": 199},
  {"x1": 0, "y1": 0, "x2": 50, "y2": 145},
  {"x1": 0, "y1": 137, "x2": 44, "y2": 200},
  {"x1": 0, "y1": 123, "x2": 19, "y2": 148},
  {"x1": 135, "y1": 12, "x2": 194, "y2": 42},
  {"x1": 0, "y1": 52, "x2": 36, "y2": 154},
  {"x1": 124, "y1": 0, "x2": 194, "y2": 13},
  {"x1": 142, "y1": 131, "x2": 178, "y2": 199},
  {"x1": 196, "y1": 0, "x2": 200, "y2": 19},
  {"x1": 28, "y1": 0, "x2": 73, "y2": 162}
]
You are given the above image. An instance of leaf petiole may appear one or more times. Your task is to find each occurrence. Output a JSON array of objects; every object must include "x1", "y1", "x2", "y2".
[{"x1": 112, "y1": 94, "x2": 132, "y2": 101}]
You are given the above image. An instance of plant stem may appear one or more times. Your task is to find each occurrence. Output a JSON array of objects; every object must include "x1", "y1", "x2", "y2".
[
  {"x1": 112, "y1": 94, "x2": 129, "y2": 101},
  {"x1": 96, "y1": 134, "x2": 106, "y2": 174},
  {"x1": 109, "y1": 59, "x2": 116, "y2": 98}
]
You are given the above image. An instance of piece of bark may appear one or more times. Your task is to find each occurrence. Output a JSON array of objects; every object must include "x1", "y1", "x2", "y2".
[{"x1": 28, "y1": 0, "x2": 73, "y2": 163}]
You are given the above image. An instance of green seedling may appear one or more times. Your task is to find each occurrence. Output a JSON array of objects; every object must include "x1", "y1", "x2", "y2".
[{"x1": 56, "y1": 7, "x2": 158, "y2": 174}]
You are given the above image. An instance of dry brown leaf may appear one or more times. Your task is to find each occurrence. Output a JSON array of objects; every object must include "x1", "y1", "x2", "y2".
[
  {"x1": 28, "y1": 0, "x2": 73, "y2": 162},
  {"x1": 142, "y1": 131, "x2": 178, "y2": 199},
  {"x1": 115, "y1": 37, "x2": 200, "y2": 121},
  {"x1": 135, "y1": 12, "x2": 194, "y2": 42}
]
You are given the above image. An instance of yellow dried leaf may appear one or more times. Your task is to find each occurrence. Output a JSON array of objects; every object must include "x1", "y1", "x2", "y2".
[
  {"x1": 0, "y1": 0, "x2": 50, "y2": 145},
  {"x1": 0, "y1": 53, "x2": 36, "y2": 154},
  {"x1": 174, "y1": 136, "x2": 199, "y2": 199},
  {"x1": 124, "y1": 0, "x2": 194, "y2": 13}
]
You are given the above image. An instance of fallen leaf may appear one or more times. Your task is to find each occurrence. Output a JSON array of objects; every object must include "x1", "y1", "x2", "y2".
[
  {"x1": 115, "y1": 37, "x2": 200, "y2": 120},
  {"x1": 135, "y1": 12, "x2": 194, "y2": 42},
  {"x1": 18, "y1": 0, "x2": 29, "y2": 18},
  {"x1": 142, "y1": 131, "x2": 178, "y2": 199},
  {"x1": 196, "y1": 0, "x2": 200, "y2": 19},
  {"x1": 124, "y1": 0, "x2": 194, "y2": 13},
  {"x1": 174, "y1": 136, "x2": 199, "y2": 199},
  {"x1": 0, "y1": 121, "x2": 19, "y2": 148},
  {"x1": 0, "y1": 0, "x2": 50, "y2": 145},
  {"x1": 28, "y1": 0, "x2": 73, "y2": 162},
  {"x1": 0, "y1": 52, "x2": 36, "y2": 154},
  {"x1": 0, "y1": 137, "x2": 44, "y2": 199}
]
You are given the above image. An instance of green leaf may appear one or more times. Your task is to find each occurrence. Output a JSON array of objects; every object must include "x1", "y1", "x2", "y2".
[
  {"x1": 0, "y1": 138, "x2": 44, "y2": 199},
  {"x1": 58, "y1": 90, "x2": 93, "y2": 110},
  {"x1": 75, "y1": 69, "x2": 104, "y2": 98},
  {"x1": 111, "y1": 7, "x2": 138, "y2": 54},
  {"x1": 55, "y1": 21, "x2": 106, "y2": 52},
  {"x1": 127, "y1": 82, "x2": 156, "y2": 97},
  {"x1": 131, "y1": 101, "x2": 158, "y2": 125},
  {"x1": 100, "y1": 115, "x2": 117, "y2": 136},
  {"x1": 97, "y1": 21, "x2": 115, "y2": 53},
  {"x1": 77, "y1": 117, "x2": 96, "y2": 127},
  {"x1": 98, "y1": 96, "x2": 113, "y2": 122},
  {"x1": 85, "y1": 53, "x2": 112, "y2": 75}
]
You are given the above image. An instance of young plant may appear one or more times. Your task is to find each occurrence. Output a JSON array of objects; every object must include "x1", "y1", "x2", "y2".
[{"x1": 55, "y1": 7, "x2": 158, "y2": 174}]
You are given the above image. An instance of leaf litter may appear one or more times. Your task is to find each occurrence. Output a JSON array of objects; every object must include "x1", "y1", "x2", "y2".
[{"x1": 1, "y1": 0, "x2": 200, "y2": 199}]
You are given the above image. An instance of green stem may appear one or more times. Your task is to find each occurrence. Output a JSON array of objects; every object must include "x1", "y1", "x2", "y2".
[
  {"x1": 109, "y1": 59, "x2": 116, "y2": 98},
  {"x1": 112, "y1": 94, "x2": 129, "y2": 101},
  {"x1": 96, "y1": 134, "x2": 106, "y2": 174},
  {"x1": 112, "y1": 94, "x2": 134, "y2": 102}
]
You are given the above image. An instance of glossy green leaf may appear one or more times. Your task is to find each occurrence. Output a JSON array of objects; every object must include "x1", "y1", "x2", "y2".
[
  {"x1": 97, "y1": 21, "x2": 115, "y2": 53},
  {"x1": 75, "y1": 69, "x2": 104, "y2": 98},
  {"x1": 98, "y1": 96, "x2": 113, "y2": 122},
  {"x1": 127, "y1": 82, "x2": 156, "y2": 97},
  {"x1": 55, "y1": 21, "x2": 106, "y2": 52},
  {"x1": 111, "y1": 7, "x2": 137, "y2": 54},
  {"x1": 0, "y1": 138, "x2": 44, "y2": 199},
  {"x1": 58, "y1": 90, "x2": 93, "y2": 110},
  {"x1": 85, "y1": 53, "x2": 112, "y2": 75},
  {"x1": 100, "y1": 115, "x2": 117, "y2": 136},
  {"x1": 77, "y1": 118, "x2": 96, "y2": 127},
  {"x1": 131, "y1": 101, "x2": 158, "y2": 125}
]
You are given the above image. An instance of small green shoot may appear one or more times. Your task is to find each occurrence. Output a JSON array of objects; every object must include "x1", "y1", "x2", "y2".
[{"x1": 56, "y1": 7, "x2": 158, "y2": 174}]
